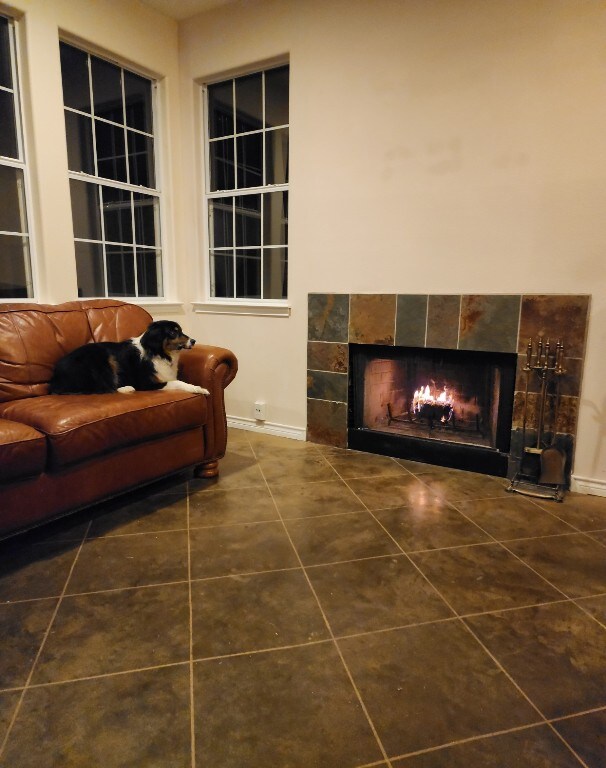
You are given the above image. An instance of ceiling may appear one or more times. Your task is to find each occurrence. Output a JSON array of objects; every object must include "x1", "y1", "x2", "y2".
[{"x1": 138, "y1": 0, "x2": 236, "y2": 21}]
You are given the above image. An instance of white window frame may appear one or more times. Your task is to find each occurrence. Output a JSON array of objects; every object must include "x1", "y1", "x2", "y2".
[{"x1": 196, "y1": 62, "x2": 290, "y2": 318}]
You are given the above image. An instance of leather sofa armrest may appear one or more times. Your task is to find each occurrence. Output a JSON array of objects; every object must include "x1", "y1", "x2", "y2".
[{"x1": 178, "y1": 345, "x2": 238, "y2": 469}]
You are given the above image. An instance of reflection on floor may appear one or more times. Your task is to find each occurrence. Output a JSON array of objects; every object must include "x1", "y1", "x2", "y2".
[{"x1": 1, "y1": 428, "x2": 606, "y2": 767}]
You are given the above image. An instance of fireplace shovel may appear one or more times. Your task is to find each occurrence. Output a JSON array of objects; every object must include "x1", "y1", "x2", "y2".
[{"x1": 539, "y1": 445, "x2": 566, "y2": 486}]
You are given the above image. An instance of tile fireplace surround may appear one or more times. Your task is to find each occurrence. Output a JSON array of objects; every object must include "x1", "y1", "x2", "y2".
[{"x1": 307, "y1": 294, "x2": 590, "y2": 480}]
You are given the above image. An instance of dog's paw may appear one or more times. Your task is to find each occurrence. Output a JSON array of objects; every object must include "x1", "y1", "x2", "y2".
[
  {"x1": 117, "y1": 385, "x2": 135, "y2": 393},
  {"x1": 192, "y1": 385, "x2": 210, "y2": 395}
]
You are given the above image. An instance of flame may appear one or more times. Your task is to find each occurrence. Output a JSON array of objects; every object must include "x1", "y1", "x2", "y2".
[{"x1": 412, "y1": 384, "x2": 454, "y2": 413}]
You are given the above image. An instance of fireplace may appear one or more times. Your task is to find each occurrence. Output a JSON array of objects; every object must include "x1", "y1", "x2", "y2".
[{"x1": 348, "y1": 344, "x2": 517, "y2": 475}]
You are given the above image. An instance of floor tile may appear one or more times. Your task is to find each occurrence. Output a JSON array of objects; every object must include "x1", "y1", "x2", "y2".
[
  {"x1": 284, "y1": 511, "x2": 400, "y2": 565},
  {"x1": 0, "y1": 665, "x2": 191, "y2": 768},
  {"x1": 465, "y1": 601, "x2": 606, "y2": 718},
  {"x1": 324, "y1": 451, "x2": 409, "y2": 479},
  {"x1": 374, "y1": 498, "x2": 490, "y2": 552},
  {"x1": 0, "y1": 600, "x2": 57, "y2": 689},
  {"x1": 189, "y1": 521, "x2": 299, "y2": 579},
  {"x1": 346, "y1": 474, "x2": 441, "y2": 510},
  {"x1": 535, "y1": 492, "x2": 606, "y2": 531},
  {"x1": 188, "y1": 485, "x2": 278, "y2": 527},
  {"x1": 339, "y1": 621, "x2": 538, "y2": 757},
  {"x1": 87, "y1": 494, "x2": 188, "y2": 537},
  {"x1": 193, "y1": 643, "x2": 382, "y2": 768},
  {"x1": 456, "y1": 495, "x2": 576, "y2": 540},
  {"x1": 190, "y1": 447, "x2": 266, "y2": 491},
  {"x1": 552, "y1": 709, "x2": 606, "y2": 768},
  {"x1": 270, "y1": 479, "x2": 366, "y2": 519},
  {"x1": 259, "y1": 452, "x2": 339, "y2": 484},
  {"x1": 32, "y1": 583, "x2": 190, "y2": 683},
  {"x1": 391, "y1": 725, "x2": 584, "y2": 767},
  {"x1": 66, "y1": 530, "x2": 188, "y2": 593},
  {"x1": 191, "y1": 569, "x2": 329, "y2": 658},
  {"x1": 307, "y1": 555, "x2": 452, "y2": 636},
  {"x1": 504, "y1": 533, "x2": 606, "y2": 597},
  {"x1": 575, "y1": 594, "x2": 606, "y2": 626},
  {"x1": 416, "y1": 470, "x2": 510, "y2": 502},
  {"x1": 0, "y1": 692, "x2": 20, "y2": 746},
  {"x1": 410, "y1": 543, "x2": 562, "y2": 614},
  {"x1": 0, "y1": 541, "x2": 79, "y2": 603}
]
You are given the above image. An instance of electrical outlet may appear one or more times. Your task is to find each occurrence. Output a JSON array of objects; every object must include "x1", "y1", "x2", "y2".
[{"x1": 254, "y1": 401, "x2": 266, "y2": 420}]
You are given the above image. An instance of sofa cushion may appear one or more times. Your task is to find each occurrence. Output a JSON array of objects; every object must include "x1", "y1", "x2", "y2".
[
  {"x1": 0, "y1": 391, "x2": 207, "y2": 469},
  {"x1": 0, "y1": 419, "x2": 46, "y2": 482}
]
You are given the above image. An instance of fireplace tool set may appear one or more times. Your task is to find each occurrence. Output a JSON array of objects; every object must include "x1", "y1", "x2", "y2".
[{"x1": 508, "y1": 337, "x2": 567, "y2": 502}]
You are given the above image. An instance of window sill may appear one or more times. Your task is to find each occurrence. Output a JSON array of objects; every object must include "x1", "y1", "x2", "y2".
[
  {"x1": 137, "y1": 301, "x2": 184, "y2": 314},
  {"x1": 192, "y1": 301, "x2": 291, "y2": 317}
]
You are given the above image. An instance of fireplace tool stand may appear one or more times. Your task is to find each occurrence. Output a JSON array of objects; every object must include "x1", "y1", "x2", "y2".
[{"x1": 508, "y1": 337, "x2": 567, "y2": 502}]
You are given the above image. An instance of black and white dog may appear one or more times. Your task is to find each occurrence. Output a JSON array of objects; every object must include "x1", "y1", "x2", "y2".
[{"x1": 48, "y1": 320, "x2": 209, "y2": 396}]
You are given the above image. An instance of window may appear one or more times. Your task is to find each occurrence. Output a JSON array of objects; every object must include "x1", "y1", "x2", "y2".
[
  {"x1": 60, "y1": 42, "x2": 163, "y2": 298},
  {"x1": 0, "y1": 15, "x2": 33, "y2": 299},
  {"x1": 205, "y1": 65, "x2": 289, "y2": 301}
]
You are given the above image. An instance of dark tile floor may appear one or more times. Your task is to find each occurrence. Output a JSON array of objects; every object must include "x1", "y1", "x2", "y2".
[{"x1": 1, "y1": 429, "x2": 606, "y2": 767}]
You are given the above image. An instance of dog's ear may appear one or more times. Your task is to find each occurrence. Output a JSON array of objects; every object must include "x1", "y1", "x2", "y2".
[{"x1": 140, "y1": 322, "x2": 170, "y2": 359}]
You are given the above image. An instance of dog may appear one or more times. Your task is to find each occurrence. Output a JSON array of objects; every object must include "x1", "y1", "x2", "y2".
[{"x1": 48, "y1": 320, "x2": 209, "y2": 396}]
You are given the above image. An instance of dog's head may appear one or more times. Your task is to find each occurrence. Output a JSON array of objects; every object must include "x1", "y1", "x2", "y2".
[{"x1": 140, "y1": 321, "x2": 196, "y2": 360}]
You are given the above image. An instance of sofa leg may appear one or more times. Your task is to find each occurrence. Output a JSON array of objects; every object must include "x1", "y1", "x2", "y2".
[{"x1": 194, "y1": 460, "x2": 219, "y2": 479}]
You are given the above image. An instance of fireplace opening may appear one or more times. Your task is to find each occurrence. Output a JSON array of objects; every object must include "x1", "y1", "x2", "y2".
[{"x1": 348, "y1": 345, "x2": 517, "y2": 475}]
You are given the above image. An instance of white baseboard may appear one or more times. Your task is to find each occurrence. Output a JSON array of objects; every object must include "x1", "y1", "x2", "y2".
[
  {"x1": 570, "y1": 475, "x2": 606, "y2": 497},
  {"x1": 227, "y1": 415, "x2": 306, "y2": 441}
]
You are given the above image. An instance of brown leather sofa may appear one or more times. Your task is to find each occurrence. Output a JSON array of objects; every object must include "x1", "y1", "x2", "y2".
[{"x1": 0, "y1": 299, "x2": 237, "y2": 539}]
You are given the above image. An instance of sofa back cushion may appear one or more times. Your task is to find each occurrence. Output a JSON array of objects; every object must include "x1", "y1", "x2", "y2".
[{"x1": 0, "y1": 300, "x2": 152, "y2": 402}]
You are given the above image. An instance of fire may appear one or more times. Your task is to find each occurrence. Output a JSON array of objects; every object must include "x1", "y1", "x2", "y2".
[{"x1": 412, "y1": 384, "x2": 454, "y2": 419}]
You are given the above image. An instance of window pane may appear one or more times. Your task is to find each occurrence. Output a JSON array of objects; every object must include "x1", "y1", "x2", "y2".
[
  {"x1": 136, "y1": 248, "x2": 162, "y2": 296},
  {"x1": 265, "y1": 66, "x2": 289, "y2": 128},
  {"x1": 60, "y1": 43, "x2": 90, "y2": 113},
  {"x1": 236, "y1": 132, "x2": 262, "y2": 188},
  {"x1": 235, "y1": 194, "x2": 261, "y2": 246},
  {"x1": 65, "y1": 111, "x2": 95, "y2": 174},
  {"x1": 235, "y1": 248, "x2": 261, "y2": 299},
  {"x1": 208, "y1": 81, "x2": 233, "y2": 139},
  {"x1": 0, "y1": 234, "x2": 31, "y2": 298},
  {"x1": 127, "y1": 130, "x2": 155, "y2": 188},
  {"x1": 91, "y1": 56, "x2": 123, "y2": 123},
  {"x1": 0, "y1": 164, "x2": 27, "y2": 233},
  {"x1": 95, "y1": 120, "x2": 127, "y2": 182},
  {"x1": 69, "y1": 179, "x2": 102, "y2": 240},
  {"x1": 209, "y1": 197, "x2": 233, "y2": 248},
  {"x1": 263, "y1": 190, "x2": 287, "y2": 245},
  {"x1": 263, "y1": 247, "x2": 287, "y2": 299},
  {"x1": 124, "y1": 70, "x2": 152, "y2": 133},
  {"x1": 210, "y1": 138, "x2": 234, "y2": 191},
  {"x1": 102, "y1": 186, "x2": 132, "y2": 244},
  {"x1": 0, "y1": 17, "x2": 12, "y2": 90},
  {"x1": 106, "y1": 245, "x2": 135, "y2": 296},
  {"x1": 265, "y1": 128, "x2": 288, "y2": 185},
  {"x1": 133, "y1": 192, "x2": 158, "y2": 246},
  {"x1": 0, "y1": 89, "x2": 17, "y2": 158},
  {"x1": 235, "y1": 73, "x2": 262, "y2": 133},
  {"x1": 210, "y1": 250, "x2": 234, "y2": 298},
  {"x1": 75, "y1": 240, "x2": 105, "y2": 297}
]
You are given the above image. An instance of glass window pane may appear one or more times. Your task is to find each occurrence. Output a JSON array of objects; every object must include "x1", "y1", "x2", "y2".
[
  {"x1": 265, "y1": 66, "x2": 289, "y2": 128},
  {"x1": 0, "y1": 17, "x2": 12, "y2": 90},
  {"x1": 127, "y1": 130, "x2": 155, "y2": 188},
  {"x1": 263, "y1": 247, "x2": 287, "y2": 299},
  {"x1": 236, "y1": 132, "x2": 262, "y2": 189},
  {"x1": 0, "y1": 164, "x2": 27, "y2": 233},
  {"x1": 133, "y1": 192, "x2": 158, "y2": 246},
  {"x1": 91, "y1": 56, "x2": 123, "y2": 123},
  {"x1": 208, "y1": 81, "x2": 233, "y2": 139},
  {"x1": 0, "y1": 233, "x2": 31, "y2": 298},
  {"x1": 102, "y1": 186, "x2": 132, "y2": 244},
  {"x1": 209, "y1": 197, "x2": 233, "y2": 248},
  {"x1": 136, "y1": 248, "x2": 162, "y2": 296},
  {"x1": 236, "y1": 248, "x2": 261, "y2": 299},
  {"x1": 265, "y1": 128, "x2": 288, "y2": 185},
  {"x1": 65, "y1": 111, "x2": 94, "y2": 174},
  {"x1": 0, "y1": 89, "x2": 17, "y2": 159},
  {"x1": 95, "y1": 120, "x2": 127, "y2": 182},
  {"x1": 263, "y1": 190, "x2": 288, "y2": 245},
  {"x1": 69, "y1": 179, "x2": 102, "y2": 240},
  {"x1": 106, "y1": 245, "x2": 135, "y2": 296},
  {"x1": 210, "y1": 138, "x2": 234, "y2": 192},
  {"x1": 75, "y1": 240, "x2": 105, "y2": 297},
  {"x1": 124, "y1": 70, "x2": 152, "y2": 133},
  {"x1": 235, "y1": 72, "x2": 262, "y2": 133},
  {"x1": 235, "y1": 194, "x2": 261, "y2": 246},
  {"x1": 60, "y1": 43, "x2": 91, "y2": 113},
  {"x1": 210, "y1": 250, "x2": 234, "y2": 298}
]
